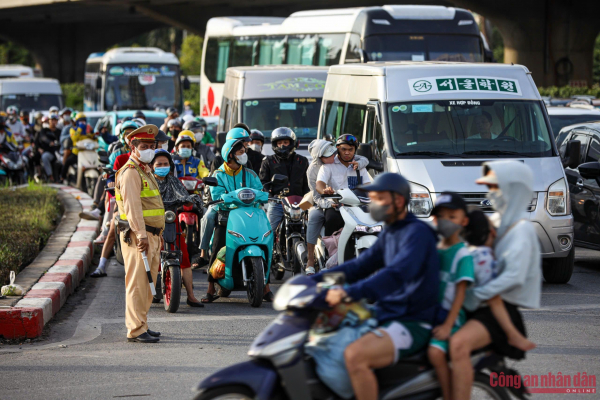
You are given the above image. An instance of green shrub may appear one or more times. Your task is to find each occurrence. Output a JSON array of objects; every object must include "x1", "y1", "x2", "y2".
[
  {"x1": 0, "y1": 183, "x2": 61, "y2": 285},
  {"x1": 61, "y1": 83, "x2": 84, "y2": 110},
  {"x1": 184, "y1": 83, "x2": 200, "y2": 115}
]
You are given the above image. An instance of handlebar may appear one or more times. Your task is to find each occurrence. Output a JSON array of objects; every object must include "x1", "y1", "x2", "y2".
[
  {"x1": 321, "y1": 194, "x2": 342, "y2": 199},
  {"x1": 206, "y1": 199, "x2": 224, "y2": 206}
]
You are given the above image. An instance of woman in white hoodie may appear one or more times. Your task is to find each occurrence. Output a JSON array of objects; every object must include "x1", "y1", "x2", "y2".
[
  {"x1": 449, "y1": 160, "x2": 542, "y2": 400},
  {"x1": 305, "y1": 139, "x2": 369, "y2": 274}
]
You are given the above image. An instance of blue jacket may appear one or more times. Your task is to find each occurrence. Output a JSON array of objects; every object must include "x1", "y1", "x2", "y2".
[
  {"x1": 209, "y1": 163, "x2": 262, "y2": 210},
  {"x1": 316, "y1": 214, "x2": 440, "y2": 325},
  {"x1": 173, "y1": 155, "x2": 209, "y2": 178}
]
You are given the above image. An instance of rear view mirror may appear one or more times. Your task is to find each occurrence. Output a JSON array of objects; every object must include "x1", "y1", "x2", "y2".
[
  {"x1": 562, "y1": 140, "x2": 581, "y2": 169},
  {"x1": 272, "y1": 174, "x2": 289, "y2": 186},
  {"x1": 203, "y1": 177, "x2": 218, "y2": 187},
  {"x1": 578, "y1": 162, "x2": 600, "y2": 179},
  {"x1": 358, "y1": 49, "x2": 369, "y2": 64},
  {"x1": 357, "y1": 143, "x2": 384, "y2": 172}
]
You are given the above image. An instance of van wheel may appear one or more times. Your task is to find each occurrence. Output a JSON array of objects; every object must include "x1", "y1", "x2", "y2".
[{"x1": 542, "y1": 247, "x2": 574, "y2": 284}]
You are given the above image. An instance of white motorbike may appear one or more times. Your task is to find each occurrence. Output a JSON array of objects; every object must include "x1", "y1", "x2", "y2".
[
  {"x1": 314, "y1": 188, "x2": 383, "y2": 271},
  {"x1": 68, "y1": 139, "x2": 99, "y2": 196}
]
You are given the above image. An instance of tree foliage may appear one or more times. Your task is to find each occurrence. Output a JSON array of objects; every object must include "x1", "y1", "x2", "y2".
[{"x1": 180, "y1": 34, "x2": 203, "y2": 76}]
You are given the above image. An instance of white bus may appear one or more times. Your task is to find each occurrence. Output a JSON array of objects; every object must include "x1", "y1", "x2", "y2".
[
  {"x1": 84, "y1": 47, "x2": 183, "y2": 112},
  {"x1": 200, "y1": 5, "x2": 485, "y2": 119}
]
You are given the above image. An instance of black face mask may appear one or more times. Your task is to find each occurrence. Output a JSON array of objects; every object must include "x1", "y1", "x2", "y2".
[
  {"x1": 274, "y1": 144, "x2": 294, "y2": 159},
  {"x1": 172, "y1": 130, "x2": 181, "y2": 139}
]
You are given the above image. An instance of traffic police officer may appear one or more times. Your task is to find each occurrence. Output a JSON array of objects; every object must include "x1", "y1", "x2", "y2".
[{"x1": 115, "y1": 124, "x2": 165, "y2": 343}]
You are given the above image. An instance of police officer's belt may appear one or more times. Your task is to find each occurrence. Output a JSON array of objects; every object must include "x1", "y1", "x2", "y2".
[{"x1": 145, "y1": 225, "x2": 162, "y2": 236}]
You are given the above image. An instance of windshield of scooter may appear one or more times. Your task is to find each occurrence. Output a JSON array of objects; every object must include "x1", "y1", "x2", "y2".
[{"x1": 388, "y1": 100, "x2": 554, "y2": 158}]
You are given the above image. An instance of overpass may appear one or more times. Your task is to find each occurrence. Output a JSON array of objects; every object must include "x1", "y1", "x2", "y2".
[{"x1": 1, "y1": 0, "x2": 599, "y2": 87}]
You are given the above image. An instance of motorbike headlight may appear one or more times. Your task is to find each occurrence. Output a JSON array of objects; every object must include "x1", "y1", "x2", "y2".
[
  {"x1": 289, "y1": 208, "x2": 302, "y2": 220},
  {"x1": 228, "y1": 230, "x2": 246, "y2": 241},
  {"x1": 238, "y1": 189, "x2": 256, "y2": 204},
  {"x1": 408, "y1": 182, "x2": 433, "y2": 217},
  {"x1": 164, "y1": 210, "x2": 176, "y2": 223},
  {"x1": 273, "y1": 283, "x2": 308, "y2": 311},
  {"x1": 355, "y1": 225, "x2": 382, "y2": 233},
  {"x1": 547, "y1": 178, "x2": 567, "y2": 216},
  {"x1": 263, "y1": 230, "x2": 272, "y2": 239}
]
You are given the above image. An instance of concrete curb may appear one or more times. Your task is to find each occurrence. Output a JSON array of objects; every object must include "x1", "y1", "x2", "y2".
[{"x1": 0, "y1": 185, "x2": 100, "y2": 339}]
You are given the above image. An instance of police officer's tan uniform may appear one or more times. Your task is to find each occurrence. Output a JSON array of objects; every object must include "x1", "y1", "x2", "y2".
[{"x1": 115, "y1": 125, "x2": 165, "y2": 340}]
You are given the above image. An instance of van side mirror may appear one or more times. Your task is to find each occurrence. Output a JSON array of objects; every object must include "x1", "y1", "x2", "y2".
[
  {"x1": 96, "y1": 76, "x2": 102, "y2": 90},
  {"x1": 216, "y1": 131, "x2": 227, "y2": 152},
  {"x1": 203, "y1": 177, "x2": 218, "y2": 187},
  {"x1": 358, "y1": 49, "x2": 369, "y2": 64},
  {"x1": 578, "y1": 162, "x2": 600, "y2": 179},
  {"x1": 182, "y1": 76, "x2": 191, "y2": 90},
  {"x1": 562, "y1": 140, "x2": 581, "y2": 169},
  {"x1": 357, "y1": 143, "x2": 384, "y2": 172}
]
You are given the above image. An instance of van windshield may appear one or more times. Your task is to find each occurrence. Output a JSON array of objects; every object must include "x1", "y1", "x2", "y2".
[
  {"x1": 365, "y1": 35, "x2": 482, "y2": 62},
  {"x1": 1, "y1": 94, "x2": 62, "y2": 111},
  {"x1": 242, "y1": 97, "x2": 321, "y2": 139},
  {"x1": 387, "y1": 100, "x2": 554, "y2": 158}
]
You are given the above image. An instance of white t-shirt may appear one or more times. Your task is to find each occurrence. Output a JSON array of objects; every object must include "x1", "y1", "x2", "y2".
[
  {"x1": 469, "y1": 246, "x2": 497, "y2": 286},
  {"x1": 316, "y1": 155, "x2": 371, "y2": 191},
  {"x1": 6, "y1": 120, "x2": 25, "y2": 143}
]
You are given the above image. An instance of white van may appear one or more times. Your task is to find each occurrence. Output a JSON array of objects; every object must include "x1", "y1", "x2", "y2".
[
  {"x1": 0, "y1": 65, "x2": 34, "y2": 79},
  {"x1": 319, "y1": 61, "x2": 577, "y2": 283},
  {"x1": 0, "y1": 78, "x2": 63, "y2": 112},
  {"x1": 219, "y1": 65, "x2": 328, "y2": 155}
]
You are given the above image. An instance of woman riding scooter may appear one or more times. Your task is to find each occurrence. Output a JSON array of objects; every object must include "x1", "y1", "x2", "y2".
[
  {"x1": 201, "y1": 138, "x2": 274, "y2": 304},
  {"x1": 151, "y1": 149, "x2": 204, "y2": 308}
]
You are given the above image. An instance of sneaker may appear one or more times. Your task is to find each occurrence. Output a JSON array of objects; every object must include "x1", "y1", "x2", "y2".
[
  {"x1": 305, "y1": 266, "x2": 316, "y2": 276},
  {"x1": 79, "y1": 209, "x2": 101, "y2": 221}
]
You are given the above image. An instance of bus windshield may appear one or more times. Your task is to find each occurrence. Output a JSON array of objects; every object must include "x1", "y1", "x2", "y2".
[
  {"x1": 104, "y1": 63, "x2": 181, "y2": 110},
  {"x1": 242, "y1": 97, "x2": 322, "y2": 138},
  {"x1": 1, "y1": 94, "x2": 62, "y2": 111},
  {"x1": 387, "y1": 100, "x2": 554, "y2": 158},
  {"x1": 365, "y1": 35, "x2": 482, "y2": 62}
]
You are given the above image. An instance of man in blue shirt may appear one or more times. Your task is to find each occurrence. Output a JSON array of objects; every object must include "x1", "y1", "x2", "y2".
[{"x1": 315, "y1": 172, "x2": 440, "y2": 400}]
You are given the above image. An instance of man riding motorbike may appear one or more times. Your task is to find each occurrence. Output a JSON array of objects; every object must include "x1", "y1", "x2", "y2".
[
  {"x1": 201, "y1": 138, "x2": 274, "y2": 303},
  {"x1": 249, "y1": 129, "x2": 265, "y2": 154},
  {"x1": 165, "y1": 119, "x2": 182, "y2": 152},
  {"x1": 61, "y1": 113, "x2": 93, "y2": 181},
  {"x1": 183, "y1": 120, "x2": 215, "y2": 168},
  {"x1": 312, "y1": 172, "x2": 440, "y2": 400},
  {"x1": 33, "y1": 114, "x2": 60, "y2": 181},
  {"x1": 0, "y1": 116, "x2": 17, "y2": 148},
  {"x1": 195, "y1": 117, "x2": 215, "y2": 145},
  {"x1": 172, "y1": 130, "x2": 209, "y2": 179},
  {"x1": 6, "y1": 106, "x2": 25, "y2": 148},
  {"x1": 316, "y1": 134, "x2": 371, "y2": 236},
  {"x1": 259, "y1": 127, "x2": 309, "y2": 233}
]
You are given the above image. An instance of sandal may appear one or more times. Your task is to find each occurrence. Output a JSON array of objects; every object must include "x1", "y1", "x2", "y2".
[
  {"x1": 191, "y1": 255, "x2": 209, "y2": 270},
  {"x1": 263, "y1": 291, "x2": 275, "y2": 302},
  {"x1": 201, "y1": 293, "x2": 220, "y2": 303},
  {"x1": 90, "y1": 270, "x2": 107, "y2": 278}
]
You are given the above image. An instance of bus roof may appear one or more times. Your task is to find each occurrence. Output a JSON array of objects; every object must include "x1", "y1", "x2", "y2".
[
  {"x1": 206, "y1": 5, "x2": 476, "y2": 36},
  {"x1": 86, "y1": 47, "x2": 180, "y2": 65}
]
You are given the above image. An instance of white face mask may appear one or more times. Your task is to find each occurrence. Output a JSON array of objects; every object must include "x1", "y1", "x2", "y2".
[
  {"x1": 160, "y1": 142, "x2": 169, "y2": 151},
  {"x1": 236, "y1": 153, "x2": 248, "y2": 165},
  {"x1": 249, "y1": 143, "x2": 262, "y2": 152},
  {"x1": 486, "y1": 190, "x2": 507, "y2": 214},
  {"x1": 137, "y1": 148, "x2": 155, "y2": 164},
  {"x1": 194, "y1": 132, "x2": 204, "y2": 143}
]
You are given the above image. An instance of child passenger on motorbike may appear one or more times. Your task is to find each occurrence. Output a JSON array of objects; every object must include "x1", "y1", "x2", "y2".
[
  {"x1": 312, "y1": 172, "x2": 440, "y2": 400},
  {"x1": 201, "y1": 138, "x2": 274, "y2": 303},
  {"x1": 151, "y1": 149, "x2": 204, "y2": 308}
]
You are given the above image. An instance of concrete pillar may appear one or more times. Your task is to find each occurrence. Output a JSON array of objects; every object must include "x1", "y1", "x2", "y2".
[{"x1": 451, "y1": 0, "x2": 600, "y2": 87}]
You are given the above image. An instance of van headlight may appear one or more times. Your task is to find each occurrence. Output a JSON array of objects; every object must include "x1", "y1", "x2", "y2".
[
  {"x1": 408, "y1": 182, "x2": 433, "y2": 217},
  {"x1": 547, "y1": 178, "x2": 567, "y2": 216},
  {"x1": 165, "y1": 210, "x2": 176, "y2": 223}
]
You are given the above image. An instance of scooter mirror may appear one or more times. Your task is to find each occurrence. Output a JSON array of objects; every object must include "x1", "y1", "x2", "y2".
[
  {"x1": 272, "y1": 174, "x2": 289, "y2": 186},
  {"x1": 203, "y1": 177, "x2": 218, "y2": 187}
]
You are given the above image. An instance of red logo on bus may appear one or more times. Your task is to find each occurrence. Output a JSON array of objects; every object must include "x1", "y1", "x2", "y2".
[{"x1": 201, "y1": 87, "x2": 220, "y2": 117}]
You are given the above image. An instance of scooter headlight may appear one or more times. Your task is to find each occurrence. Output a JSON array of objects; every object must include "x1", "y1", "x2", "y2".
[
  {"x1": 238, "y1": 189, "x2": 256, "y2": 204},
  {"x1": 164, "y1": 210, "x2": 176, "y2": 223},
  {"x1": 408, "y1": 182, "x2": 433, "y2": 217},
  {"x1": 273, "y1": 284, "x2": 308, "y2": 311},
  {"x1": 355, "y1": 225, "x2": 382, "y2": 233},
  {"x1": 289, "y1": 208, "x2": 302, "y2": 221},
  {"x1": 547, "y1": 178, "x2": 568, "y2": 216}
]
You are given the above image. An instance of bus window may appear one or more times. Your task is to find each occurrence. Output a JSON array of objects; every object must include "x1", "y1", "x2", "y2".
[
  {"x1": 231, "y1": 36, "x2": 257, "y2": 67},
  {"x1": 316, "y1": 34, "x2": 344, "y2": 66},
  {"x1": 345, "y1": 34, "x2": 362, "y2": 63},
  {"x1": 288, "y1": 35, "x2": 316, "y2": 65},
  {"x1": 84, "y1": 62, "x2": 101, "y2": 111},
  {"x1": 258, "y1": 36, "x2": 286, "y2": 65},
  {"x1": 205, "y1": 38, "x2": 231, "y2": 83},
  {"x1": 364, "y1": 34, "x2": 482, "y2": 62}
]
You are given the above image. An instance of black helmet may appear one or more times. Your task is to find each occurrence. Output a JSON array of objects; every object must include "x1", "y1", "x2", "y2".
[
  {"x1": 358, "y1": 172, "x2": 411, "y2": 205},
  {"x1": 250, "y1": 129, "x2": 265, "y2": 144},
  {"x1": 155, "y1": 129, "x2": 170, "y2": 142},
  {"x1": 195, "y1": 117, "x2": 207, "y2": 128},
  {"x1": 183, "y1": 120, "x2": 203, "y2": 133},
  {"x1": 166, "y1": 107, "x2": 178, "y2": 116},
  {"x1": 336, "y1": 133, "x2": 359, "y2": 149},
  {"x1": 133, "y1": 110, "x2": 145, "y2": 119},
  {"x1": 271, "y1": 127, "x2": 297, "y2": 159},
  {"x1": 232, "y1": 122, "x2": 251, "y2": 134}
]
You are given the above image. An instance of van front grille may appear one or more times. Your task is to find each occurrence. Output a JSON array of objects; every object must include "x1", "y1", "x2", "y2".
[{"x1": 452, "y1": 192, "x2": 537, "y2": 212}]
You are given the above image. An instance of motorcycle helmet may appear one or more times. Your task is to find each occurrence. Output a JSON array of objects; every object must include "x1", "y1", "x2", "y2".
[
  {"x1": 250, "y1": 129, "x2": 265, "y2": 144},
  {"x1": 48, "y1": 106, "x2": 59, "y2": 114},
  {"x1": 120, "y1": 120, "x2": 138, "y2": 135},
  {"x1": 226, "y1": 127, "x2": 250, "y2": 142},
  {"x1": 75, "y1": 113, "x2": 87, "y2": 122},
  {"x1": 195, "y1": 117, "x2": 208, "y2": 129},
  {"x1": 182, "y1": 114, "x2": 194, "y2": 124},
  {"x1": 221, "y1": 138, "x2": 246, "y2": 163},
  {"x1": 133, "y1": 110, "x2": 145, "y2": 120},
  {"x1": 336, "y1": 133, "x2": 359, "y2": 149},
  {"x1": 182, "y1": 120, "x2": 203, "y2": 133},
  {"x1": 232, "y1": 122, "x2": 251, "y2": 135},
  {"x1": 175, "y1": 130, "x2": 196, "y2": 147},
  {"x1": 132, "y1": 118, "x2": 145, "y2": 127},
  {"x1": 271, "y1": 127, "x2": 297, "y2": 159},
  {"x1": 19, "y1": 109, "x2": 30, "y2": 118},
  {"x1": 166, "y1": 107, "x2": 178, "y2": 116}
]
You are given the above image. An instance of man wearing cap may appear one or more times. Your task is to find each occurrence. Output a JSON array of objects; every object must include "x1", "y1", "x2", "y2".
[
  {"x1": 115, "y1": 124, "x2": 165, "y2": 343},
  {"x1": 311, "y1": 172, "x2": 440, "y2": 400}
]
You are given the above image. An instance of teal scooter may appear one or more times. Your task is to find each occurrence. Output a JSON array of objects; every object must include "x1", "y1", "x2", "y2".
[{"x1": 203, "y1": 174, "x2": 288, "y2": 307}]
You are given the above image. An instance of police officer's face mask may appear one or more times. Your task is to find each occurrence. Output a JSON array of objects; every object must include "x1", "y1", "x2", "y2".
[{"x1": 136, "y1": 146, "x2": 155, "y2": 164}]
